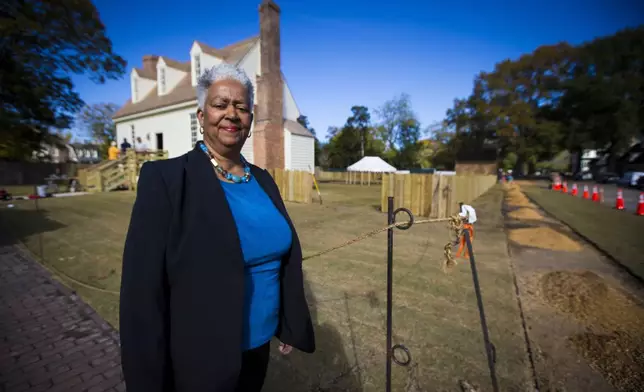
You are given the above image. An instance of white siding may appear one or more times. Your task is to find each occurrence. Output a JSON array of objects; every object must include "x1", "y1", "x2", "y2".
[
  {"x1": 190, "y1": 44, "x2": 202, "y2": 86},
  {"x1": 131, "y1": 71, "x2": 156, "y2": 103},
  {"x1": 200, "y1": 53, "x2": 223, "y2": 74},
  {"x1": 116, "y1": 104, "x2": 256, "y2": 162},
  {"x1": 157, "y1": 59, "x2": 186, "y2": 96},
  {"x1": 130, "y1": 71, "x2": 138, "y2": 103},
  {"x1": 116, "y1": 105, "x2": 198, "y2": 159},
  {"x1": 283, "y1": 129, "x2": 314, "y2": 173},
  {"x1": 247, "y1": 41, "x2": 299, "y2": 121},
  {"x1": 290, "y1": 134, "x2": 314, "y2": 172},
  {"x1": 284, "y1": 129, "x2": 291, "y2": 170},
  {"x1": 282, "y1": 80, "x2": 300, "y2": 121},
  {"x1": 239, "y1": 42, "x2": 260, "y2": 78}
]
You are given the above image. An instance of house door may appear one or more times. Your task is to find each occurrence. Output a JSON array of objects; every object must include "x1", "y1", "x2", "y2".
[{"x1": 156, "y1": 133, "x2": 164, "y2": 151}]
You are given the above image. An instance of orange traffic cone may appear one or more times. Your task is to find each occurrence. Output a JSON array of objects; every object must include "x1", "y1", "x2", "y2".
[
  {"x1": 562, "y1": 182, "x2": 568, "y2": 193},
  {"x1": 571, "y1": 183, "x2": 578, "y2": 196},
  {"x1": 582, "y1": 185, "x2": 589, "y2": 199},
  {"x1": 615, "y1": 189, "x2": 625, "y2": 210},
  {"x1": 636, "y1": 193, "x2": 644, "y2": 216},
  {"x1": 591, "y1": 186, "x2": 599, "y2": 202}
]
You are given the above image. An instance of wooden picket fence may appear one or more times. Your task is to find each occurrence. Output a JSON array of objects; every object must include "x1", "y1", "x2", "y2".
[
  {"x1": 381, "y1": 174, "x2": 497, "y2": 218},
  {"x1": 266, "y1": 168, "x2": 313, "y2": 204},
  {"x1": 316, "y1": 170, "x2": 383, "y2": 185}
]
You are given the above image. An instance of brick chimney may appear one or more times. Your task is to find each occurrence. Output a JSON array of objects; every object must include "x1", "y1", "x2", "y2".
[
  {"x1": 142, "y1": 55, "x2": 159, "y2": 73},
  {"x1": 253, "y1": 0, "x2": 284, "y2": 170}
]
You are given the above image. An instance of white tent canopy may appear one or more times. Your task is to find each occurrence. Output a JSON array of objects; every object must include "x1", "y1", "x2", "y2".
[{"x1": 347, "y1": 156, "x2": 397, "y2": 172}]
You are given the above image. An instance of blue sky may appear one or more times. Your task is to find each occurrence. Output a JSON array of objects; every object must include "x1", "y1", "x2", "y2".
[{"x1": 73, "y1": 0, "x2": 643, "y2": 141}]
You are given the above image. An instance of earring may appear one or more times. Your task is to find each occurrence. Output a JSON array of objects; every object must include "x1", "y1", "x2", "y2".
[
  {"x1": 247, "y1": 131, "x2": 252, "y2": 138},
  {"x1": 199, "y1": 126, "x2": 204, "y2": 135}
]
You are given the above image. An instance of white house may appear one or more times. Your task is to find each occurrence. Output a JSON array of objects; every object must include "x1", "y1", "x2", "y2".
[{"x1": 112, "y1": 0, "x2": 314, "y2": 172}]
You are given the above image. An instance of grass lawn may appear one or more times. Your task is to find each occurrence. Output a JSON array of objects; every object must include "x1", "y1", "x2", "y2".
[
  {"x1": 522, "y1": 185, "x2": 644, "y2": 281},
  {"x1": 0, "y1": 184, "x2": 531, "y2": 391},
  {"x1": 1, "y1": 184, "x2": 40, "y2": 196}
]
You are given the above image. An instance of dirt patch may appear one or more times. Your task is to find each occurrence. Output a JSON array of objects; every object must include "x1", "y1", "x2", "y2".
[
  {"x1": 541, "y1": 270, "x2": 644, "y2": 391},
  {"x1": 541, "y1": 271, "x2": 644, "y2": 333},
  {"x1": 508, "y1": 227, "x2": 582, "y2": 252},
  {"x1": 569, "y1": 332, "x2": 644, "y2": 392},
  {"x1": 508, "y1": 207, "x2": 543, "y2": 221}
]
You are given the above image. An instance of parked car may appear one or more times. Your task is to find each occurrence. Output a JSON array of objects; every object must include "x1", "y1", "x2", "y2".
[
  {"x1": 596, "y1": 172, "x2": 620, "y2": 184},
  {"x1": 573, "y1": 171, "x2": 593, "y2": 181},
  {"x1": 617, "y1": 171, "x2": 644, "y2": 188},
  {"x1": 637, "y1": 176, "x2": 644, "y2": 190}
]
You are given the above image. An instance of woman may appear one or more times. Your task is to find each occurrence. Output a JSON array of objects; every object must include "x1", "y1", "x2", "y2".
[{"x1": 120, "y1": 63, "x2": 315, "y2": 392}]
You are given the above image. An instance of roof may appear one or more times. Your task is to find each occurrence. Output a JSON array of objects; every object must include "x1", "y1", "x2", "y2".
[
  {"x1": 160, "y1": 57, "x2": 191, "y2": 72},
  {"x1": 284, "y1": 119, "x2": 314, "y2": 138},
  {"x1": 194, "y1": 36, "x2": 259, "y2": 63},
  {"x1": 347, "y1": 156, "x2": 397, "y2": 172},
  {"x1": 113, "y1": 75, "x2": 196, "y2": 119},
  {"x1": 134, "y1": 67, "x2": 156, "y2": 80},
  {"x1": 113, "y1": 36, "x2": 259, "y2": 120}
]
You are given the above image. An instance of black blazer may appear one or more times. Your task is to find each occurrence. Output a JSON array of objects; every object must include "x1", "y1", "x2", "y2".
[{"x1": 119, "y1": 146, "x2": 315, "y2": 392}]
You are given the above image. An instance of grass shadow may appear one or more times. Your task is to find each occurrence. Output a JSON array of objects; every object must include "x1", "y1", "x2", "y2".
[
  {"x1": 264, "y1": 273, "x2": 362, "y2": 391},
  {"x1": 0, "y1": 203, "x2": 66, "y2": 247}
]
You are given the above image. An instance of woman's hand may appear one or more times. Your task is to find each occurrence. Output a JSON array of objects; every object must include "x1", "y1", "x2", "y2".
[{"x1": 278, "y1": 342, "x2": 293, "y2": 355}]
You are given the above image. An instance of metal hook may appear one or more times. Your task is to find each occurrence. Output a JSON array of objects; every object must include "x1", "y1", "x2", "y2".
[
  {"x1": 393, "y1": 207, "x2": 414, "y2": 230},
  {"x1": 392, "y1": 344, "x2": 412, "y2": 366}
]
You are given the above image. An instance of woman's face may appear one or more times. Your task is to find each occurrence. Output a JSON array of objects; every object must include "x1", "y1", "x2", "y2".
[{"x1": 197, "y1": 79, "x2": 253, "y2": 154}]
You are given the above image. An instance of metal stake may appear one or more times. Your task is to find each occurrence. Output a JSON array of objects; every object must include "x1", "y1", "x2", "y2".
[
  {"x1": 386, "y1": 197, "x2": 413, "y2": 392},
  {"x1": 464, "y1": 229, "x2": 499, "y2": 392}
]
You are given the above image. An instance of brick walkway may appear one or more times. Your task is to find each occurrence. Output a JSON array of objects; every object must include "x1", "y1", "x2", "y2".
[{"x1": 0, "y1": 246, "x2": 125, "y2": 392}]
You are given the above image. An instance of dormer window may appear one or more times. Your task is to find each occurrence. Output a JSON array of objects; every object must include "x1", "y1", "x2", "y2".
[
  {"x1": 160, "y1": 68, "x2": 166, "y2": 93},
  {"x1": 194, "y1": 55, "x2": 201, "y2": 79}
]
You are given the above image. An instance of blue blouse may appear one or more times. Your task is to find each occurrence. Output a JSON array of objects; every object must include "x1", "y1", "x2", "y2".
[{"x1": 220, "y1": 177, "x2": 293, "y2": 350}]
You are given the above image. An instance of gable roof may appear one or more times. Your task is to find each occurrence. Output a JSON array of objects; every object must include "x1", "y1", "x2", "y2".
[
  {"x1": 284, "y1": 119, "x2": 314, "y2": 138},
  {"x1": 195, "y1": 36, "x2": 258, "y2": 63},
  {"x1": 134, "y1": 67, "x2": 156, "y2": 80},
  {"x1": 160, "y1": 57, "x2": 191, "y2": 72},
  {"x1": 114, "y1": 36, "x2": 258, "y2": 120}
]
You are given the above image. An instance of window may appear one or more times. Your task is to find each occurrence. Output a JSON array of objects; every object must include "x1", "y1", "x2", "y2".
[
  {"x1": 190, "y1": 113, "x2": 198, "y2": 147},
  {"x1": 194, "y1": 55, "x2": 201, "y2": 80},
  {"x1": 160, "y1": 68, "x2": 166, "y2": 93}
]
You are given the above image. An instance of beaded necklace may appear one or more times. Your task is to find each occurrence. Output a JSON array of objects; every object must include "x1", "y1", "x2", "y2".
[{"x1": 198, "y1": 141, "x2": 251, "y2": 183}]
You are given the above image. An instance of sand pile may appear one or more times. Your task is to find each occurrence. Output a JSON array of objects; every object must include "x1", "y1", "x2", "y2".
[
  {"x1": 508, "y1": 207, "x2": 543, "y2": 221},
  {"x1": 508, "y1": 227, "x2": 582, "y2": 252},
  {"x1": 541, "y1": 270, "x2": 644, "y2": 391}
]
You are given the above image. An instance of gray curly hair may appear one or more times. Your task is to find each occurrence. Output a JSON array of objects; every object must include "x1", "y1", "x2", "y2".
[{"x1": 196, "y1": 63, "x2": 255, "y2": 110}]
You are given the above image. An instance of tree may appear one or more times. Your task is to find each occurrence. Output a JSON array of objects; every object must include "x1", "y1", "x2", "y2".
[
  {"x1": 0, "y1": 0, "x2": 126, "y2": 160},
  {"x1": 321, "y1": 110, "x2": 385, "y2": 169},
  {"x1": 444, "y1": 26, "x2": 644, "y2": 175},
  {"x1": 375, "y1": 94, "x2": 414, "y2": 150},
  {"x1": 346, "y1": 106, "x2": 371, "y2": 157},
  {"x1": 76, "y1": 103, "x2": 119, "y2": 158},
  {"x1": 557, "y1": 27, "x2": 644, "y2": 170}
]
